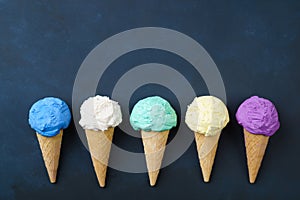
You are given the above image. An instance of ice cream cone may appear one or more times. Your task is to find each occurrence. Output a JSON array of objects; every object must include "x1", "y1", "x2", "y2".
[
  {"x1": 85, "y1": 127, "x2": 114, "y2": 187},
  {"x1": 141, "y1": 130, "x2": 169, "y2": 186},
  {"x1": 194, "y1": 132, "x2": 219, "y2": 182},
  {"x1": 244, "y1": 128, "x2": 269, "y2": 183},
  {"x1": 36, "y1": 130, "x2": 63, "y2": 183}
]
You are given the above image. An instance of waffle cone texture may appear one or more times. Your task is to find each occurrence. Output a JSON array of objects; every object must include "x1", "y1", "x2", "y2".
[
  {"x1": 36, "y1": 130, "x2": 63, "y2": 183},
  {"x1": 194, "y1": 132, "x2": 218, "y2": 182},
  {"x1": 141, "y1": 130, "x2": 169, "y2": 186},
  {"x1": 244, "y1": 128, "x2": 269, "y2": 183},
  {"x1": 85, "y1": 127, "x2": 114, "y2": 187}
]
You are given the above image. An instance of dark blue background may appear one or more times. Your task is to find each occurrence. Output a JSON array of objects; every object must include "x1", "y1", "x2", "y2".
[{"x1": 1, "y1": 0, "x2": 300, "y2": 199}]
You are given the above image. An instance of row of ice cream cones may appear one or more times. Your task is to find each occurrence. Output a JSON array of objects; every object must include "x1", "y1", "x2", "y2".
[
  {"x1": 34, "y1": 126, "x2": 270, "y2": 186},
  {"x1": 29, "y1": 95, "x2": 280, "y2": 187}
]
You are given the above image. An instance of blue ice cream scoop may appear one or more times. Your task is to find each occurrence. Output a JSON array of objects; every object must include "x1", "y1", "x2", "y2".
[{"x1": 29, "y1": 97, "x2": 71, "y2": 137}]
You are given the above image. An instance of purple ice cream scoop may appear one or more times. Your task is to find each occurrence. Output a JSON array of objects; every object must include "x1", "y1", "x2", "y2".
[{"x1": 236, "y1": 96, "x2": 280, "y2": 136}]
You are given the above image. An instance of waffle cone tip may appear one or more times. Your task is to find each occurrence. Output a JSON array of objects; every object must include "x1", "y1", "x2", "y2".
[
  {"x1": 201, "y1": 165, "x2": 212, "y2": 183},
  {"x1": 97, "y1": 175, "x2": 106, "y2": 187},
  {"x1": 91, "y1": 157, "x2": 108, "y2": 188},
  {"x1": 149, "y1": 170, "x2": 159, "y2": 186},
  {"x1": 249, "y1": 177, "x2": 256, "y2": 184},
  {"x1": 203, "y1": 175, "x2": 210, "y2": 183},
  {"x1": 48, "y1": 170, "x2": 57, "y2": 183}
]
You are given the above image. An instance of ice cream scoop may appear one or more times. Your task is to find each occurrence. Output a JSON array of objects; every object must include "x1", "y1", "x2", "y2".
[
  {"x1": 185, "y1": 96, "x2": 229, "y2": 136},
  {"x1": 29, "y1": 97, "x2": 71, "y2": 137},
  {"x1": 130, "y1": 96, "x2": 177, "y2": 186},
  {"x1": 130, "y1": 96, "x2": 177, "y2": 132},
  {"x1": 28, "y1": 97, "x2": 71, "y2": 183},
  {"x1": 79, "y1": 95, "x2": 122, "y2": 187},
  {"x1": 185, "y1": 96, "x2": 229, "y2": 182},
  {"x1": 79, "y1": 95, "x2": 122, "y2": 131},
  {"x1": 236, "y1": 96, "x2": 280, "y2": 136},
  {"x1": 236, "y1": 96, "x2": 280, "y2": 183}
]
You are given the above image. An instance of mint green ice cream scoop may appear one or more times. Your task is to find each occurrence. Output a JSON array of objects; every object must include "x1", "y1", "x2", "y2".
[{"x1": 130, "y1": 96, "x2": 177, "y2": 132}]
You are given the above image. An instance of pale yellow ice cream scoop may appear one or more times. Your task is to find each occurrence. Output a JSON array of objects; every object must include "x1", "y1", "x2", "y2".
[{"x1": 185, "y1": 96, "x2": 229, "y2": 136}]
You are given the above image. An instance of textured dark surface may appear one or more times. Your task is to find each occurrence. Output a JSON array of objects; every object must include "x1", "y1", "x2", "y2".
[{"x1": 1, "y1": 0, "x2": 300, "y2": 199}]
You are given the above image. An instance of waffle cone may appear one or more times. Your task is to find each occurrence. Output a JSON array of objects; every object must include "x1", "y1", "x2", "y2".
[
  {"x1": 244, "y1": 128, "x2": 269, "y2": 183},
  {"x1": 36, "y1": 130, "x2": 63, "y2": 183},
  {"x1": 141, "y1": 130, "x2": 169, "y2": 186},
  {"x1": 194, "y1": 132, "x2": 219, "y2": 182},
  {"x1": 85, "y1": 127, "x2": 114, "y2": 187}
]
